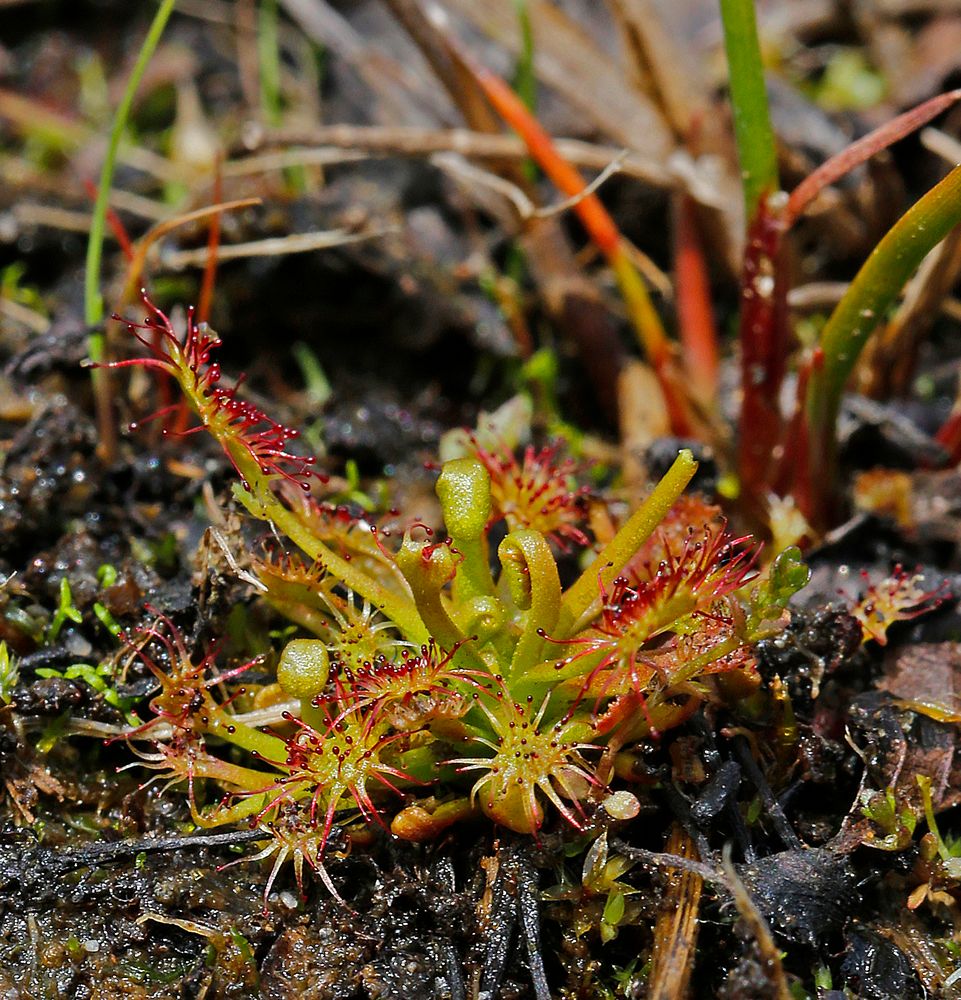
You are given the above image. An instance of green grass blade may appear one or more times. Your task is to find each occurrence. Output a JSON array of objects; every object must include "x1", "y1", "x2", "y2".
[
  {"x1": 259, "y1": 0, "x2": 283, "y2": 127},
  {"x1": 512, "y1": 0, "x2": 536, "y2": 112},
  {"x1": 805, "y1": 162, "x2": 961, "y2": 517},
  {"x1": 719, "y1": 0, "x2": 778, "y2": 220},
  {"x1": 84, "y1": 0, "x2": 177, "y2": 332}
]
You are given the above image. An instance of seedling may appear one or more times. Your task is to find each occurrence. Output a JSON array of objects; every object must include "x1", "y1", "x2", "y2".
[
  {"x1": 0, "y1": 643, "x2": 18, "y2": 705},
  {"x1": 47, "y1": 577, "x2": 83, "y2": 643}
]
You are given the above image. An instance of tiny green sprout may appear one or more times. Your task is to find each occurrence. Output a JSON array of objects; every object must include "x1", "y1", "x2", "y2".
[
  {"x1": 745, "y1": 546, "x2": 811, "y2": 640},
  {"x1": 47, "y1": 577, "x2": 83, "y2": 643},
  {"x1": 93, "y1": 602, "x2": 123, "y2": 638},
  {"x1": 1, "y1": 262, "x2": 46, "y2": 315},
  {"x1": 860, "y1": 786, "x2": 918, "y2": 851},
  {"x1": 151, "y1": 534, "x2": 180, "y2": 576},
  {"x1": 97, "y1": 563, "x2": 118, "y2": 588},
  {"x1": 340, "y1": 459, "x2": 376, "y2": 512},
  {"x1": 609, "y1": 959, "x2": 642, "y2": 996},
  {"x1": 0, "y1": 642, "x2": 19, "y2": 704},
  {"x1": 917, "y1": 775, "x2": 961, "y2": 877},
  {"x1": 46, "y1": 660, "x2": 137, "y2": 720},
  {"x1": 64, "y1": 663, "x2": 108, "y2": 692},
  {"x1": 3, "y1": 605, "x2": 44, "y2": 645},
  {"x1": 600, "y1": 891, "x2": 627, "y2": 944},
  {"x1": 36, "y1": 710, "x2": 71, "y2": 754},
  {"x1": 814, "y1": 48, "x2": 886, "y2": 111},
  {"x1": 292, "y1": 342, "x2": 332, "y2": 407},
  {"x1": 908, "y1": 776, "x2": 961, "y2": 911},
  {"x1": 582, "y1": 832, "x2": 637, "y2": 901},
  {"x1": 228, "y1": 927, "x2": 259, "y2": 979},
  {"x1": 762, "y1": 547, "x2": 811, "y2": 607},
  {"x1": 520, "y1": 347, "x2": 575, "y2": 439},
  {"x1": 131, "y1": 534, "x2": 180, "y2": 575},
  {"x1": 545, "y1": 831, "x2": 641, "y2": 943}
]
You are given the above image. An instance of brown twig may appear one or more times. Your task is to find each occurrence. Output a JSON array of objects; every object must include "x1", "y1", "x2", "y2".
[
  {"x1": 160, "y1": 227, "x2": 394, "y2": 269},
  {"x1": 648, "y1": 824, "x2": 703, "y2": 1000},
  {"x1": 242, "y1": 123, "x2": 673, "y2": 188},
  {"x1": 234, "y1": 0, "x2": 261, "y2": 114},
  {"x1": 279, "y1": 0, "x2": 451, "y2": 125},
  {"x1": 380, "y1": 0, "x2": 502, "y2": 134},
  {"x1": 607, "y1": 0, "x2": 697, "y2": 140},
  {"x1": 197, "y1": 162, "x2": 224, "y2": 324},
  {"x1": 374, "y1": 0, "x2": 631, "y2": 424}
]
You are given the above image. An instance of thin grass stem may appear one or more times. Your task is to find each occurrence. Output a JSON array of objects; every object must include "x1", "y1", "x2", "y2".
[
  {"x1": 84, "y1": 0, "x2": 178, "y2": 330},
  {"x1": 718, "y1": 0, "x2": 778, "y2": 221},
  {"x1": 84, "y1": 0, "x2": 178, "y2": 462},
  {"x1": 258, "y1": 0, "x2": 283, "y2": 127}
]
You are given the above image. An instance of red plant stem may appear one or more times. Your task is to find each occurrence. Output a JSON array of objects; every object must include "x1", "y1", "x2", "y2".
[
  {"x1": 762, "y1": 88, "x2": 961, "y2": 522},
  {"x1": 935, "y1": 408, "x2": 961, "y2": 465},
  {"x1": 771, "y1": 350, "x2": 818, "y2": 512},
  {"x1": 83, "y1": 179, "x2": 135, "y2": 262},
  {"x1": 469, "y1": 63, "x2": 621, "y2": 256},
  {"x1": 737, "y1": 194, "x2": 789, "y2": 500},
  {"x1": 674, "y1": 194, "x2": 719, "y2": 404},
  {"x1": 785, "y1": 89, "x2": 961, "y2": 229},
  {"x1": 803, "y1": 161, "x2": 961, "y2": 528}
]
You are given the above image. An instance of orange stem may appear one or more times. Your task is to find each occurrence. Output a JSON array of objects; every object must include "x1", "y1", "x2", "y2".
[
  {"x1": 83, "y1": 179, "x2": 135, "y2": 262},
  {"x1": 674, "y1": 194, "x2": 719, "y2": 404},
  {"x1": 463, "y1": 54, "x2": 689, "y2": 424}
]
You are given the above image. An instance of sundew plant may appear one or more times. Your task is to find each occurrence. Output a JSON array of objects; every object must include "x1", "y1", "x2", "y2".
[
  {"x1": 101, "y1": 292, "x2": 811, "y2": 896},
  {"x1": 70, "y1": 0, "x2": 961, "y2": 912}
]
